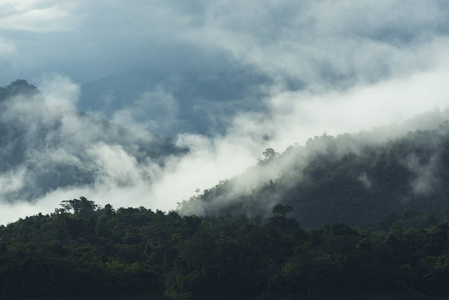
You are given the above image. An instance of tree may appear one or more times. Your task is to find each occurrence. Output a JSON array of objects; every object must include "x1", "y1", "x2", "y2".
[
  {"x1": 104, "y1": 204, "x2": 114, "y2": 217},
  {"x1": 60, "y1": 196, "x2": 98, "y2": 216},
  {"x1": 258, "y1": 148, "x2": 279, "y2": 165},
  {"x1": 272, "y1": 204, "x2": 294, "y2": 218}
]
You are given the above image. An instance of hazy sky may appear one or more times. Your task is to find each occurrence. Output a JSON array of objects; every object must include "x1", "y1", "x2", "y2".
[{"x1": 1, "y1": 0, "x2": 449, "y2": 223}]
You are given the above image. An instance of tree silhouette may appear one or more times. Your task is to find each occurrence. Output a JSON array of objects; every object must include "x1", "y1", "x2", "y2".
[
  {"x1": 272, "y1": 203, "x2": 294, "y2": 218},
  {"x1": 61, "y1": 196, "x2": 98, "y2": 216},
  {"x1": 258, "y1": 148, "x2": 279, "y2": 165}
]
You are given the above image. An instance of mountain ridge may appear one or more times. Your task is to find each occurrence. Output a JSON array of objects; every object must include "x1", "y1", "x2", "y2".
[{"x1": 179, "y1": 122, "x2": 449, "y2": 227}]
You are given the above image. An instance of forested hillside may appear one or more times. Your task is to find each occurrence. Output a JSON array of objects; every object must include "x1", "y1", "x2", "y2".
[
  {"x1": 2, "y1": 197, "x2": 449, "y2": 299},
  {"x1": 3, "y1": 82, "x2": 449, "y2": 299},
  {"x1": 179, "y1": 123, "x2": 449, "y2": 228}
]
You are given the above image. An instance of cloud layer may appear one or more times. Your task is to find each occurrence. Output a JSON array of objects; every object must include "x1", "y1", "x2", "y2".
[
  {"x1": 1, "y1": 1, "x2": 449, "y2": 223},
  {"x1": 0, "y1": 77, "x2": 187, "y2": 224}
]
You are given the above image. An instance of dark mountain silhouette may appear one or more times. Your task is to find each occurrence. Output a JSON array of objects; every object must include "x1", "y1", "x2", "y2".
[{"x1": 0, "y1": 79, "x2": 39, "y2": 100}]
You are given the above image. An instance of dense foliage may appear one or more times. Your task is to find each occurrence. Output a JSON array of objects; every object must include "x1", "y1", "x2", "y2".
[
  {"x1": 180, "y1": 123, "x2": 449, "y2": 228},
  {"x1": 2, "y1": 198, "x2": 449, "y2": 299}
]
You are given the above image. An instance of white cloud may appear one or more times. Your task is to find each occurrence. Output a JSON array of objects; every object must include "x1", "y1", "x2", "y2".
[
  {"x1": 0, "y1": 4, "x2": 81, "y2": 32},
  {"x1": 2, "y1": 1, "x2": 449, "y2": 223},
  {"x1": 182, "y1": 0, "x2": 448, "y2": 89},
  {"x1": 37, "y1": 74, "x2": 80, "y2": 107},
  {"x1": 138, "y1": 40, "x2": 449, "y2": 212},
  {"x1": 112, "y1": 85, "x2": 179, "y2": 137},
  {"x1": 0, "y1": 0, "x2": 55, "y2": 13},
  {"x1": 86, "y1": 142, "x2": 147, "y2": 187},
  {"x1": 0, "y1": 75, "x2": 186, "y2": 223},
  {"x1": 265, "y1": 51, "x2": 449, "y2": 151},
  {"x1": 147, "y1": 132, "x2": 260, "y2": 211}
]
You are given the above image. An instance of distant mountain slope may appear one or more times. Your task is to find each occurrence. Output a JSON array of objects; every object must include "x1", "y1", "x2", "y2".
[
  {"x1": 0, "y1": 80, "x2": 188, "y2": 203},
  {"x1": 79, "y1": 69, "x2": 271, "y2": 137},
  {"x1": 179, "y1": 123, "x2": 449, "y2": 227},
  {"x1": 0, "y1": 79, "x2": 39, "y2": 99}
]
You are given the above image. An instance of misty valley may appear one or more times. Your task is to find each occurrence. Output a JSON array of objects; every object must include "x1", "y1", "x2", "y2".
[{"x1": 2, "y1": 80, "x2": 449, "y2": 299}]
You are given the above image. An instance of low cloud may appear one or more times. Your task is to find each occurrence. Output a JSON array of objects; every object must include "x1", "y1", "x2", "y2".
[
  {"x1": 147, "y1": 57, "x2": 449, "y2": 215},
  {"x1": 406, "y1": 154, "x2": 441, "y2": 196},
  {"x1": 5, "y1": 57, "x2": 446, "y2": 223},
  {"x1": 2, "y1": 1, "x2": 449, "y2": 223},
  {"x1": 182, "y1": 0, "x2": 449, "y2": 90},
  {"x1": 111, "y1": 84, "x2": 179, "y2": 138},
  {"x1": 0, "y1": 75, "x2": 186, "y2": 224}
]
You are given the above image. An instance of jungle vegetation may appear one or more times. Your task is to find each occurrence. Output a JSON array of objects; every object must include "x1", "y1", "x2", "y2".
[{"x1": 2, "y1": 197, "x2": 449, "y2": 299}]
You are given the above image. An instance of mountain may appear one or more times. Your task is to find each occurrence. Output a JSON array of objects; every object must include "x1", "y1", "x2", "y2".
[
  {"x1": 0, "y1": 80, "x2": 40, "y2": 99},
  {"x1": 3, "y1": 80, "x2": 449, "y2": 299},
  {"x1": 78, "y1": 69, "x2": 271, "y2": 137},
  {"x1": 0, "y1": 80, "x2": 188, "y2": 203},
  {"x1": 179, "y1": 123, "x2": 449, "y2": 227}
]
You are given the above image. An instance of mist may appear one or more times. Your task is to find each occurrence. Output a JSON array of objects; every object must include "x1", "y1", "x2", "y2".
[
  {"x1": 1, "y1": 1, "x2": 449, "y2": 224},
  {"x1": 0, "y1": 77, "x2": 187, "y2": 224}
]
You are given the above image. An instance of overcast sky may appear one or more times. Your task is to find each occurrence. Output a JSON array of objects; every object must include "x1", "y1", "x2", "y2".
[{"x1": 1, "y1": 0, "x2": 449, "y2": 223}]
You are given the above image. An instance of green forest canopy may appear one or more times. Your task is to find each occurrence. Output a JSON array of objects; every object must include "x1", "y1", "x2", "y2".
[{"x1": 2, "y1": 197, "x2": 449, "y2": 299}]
